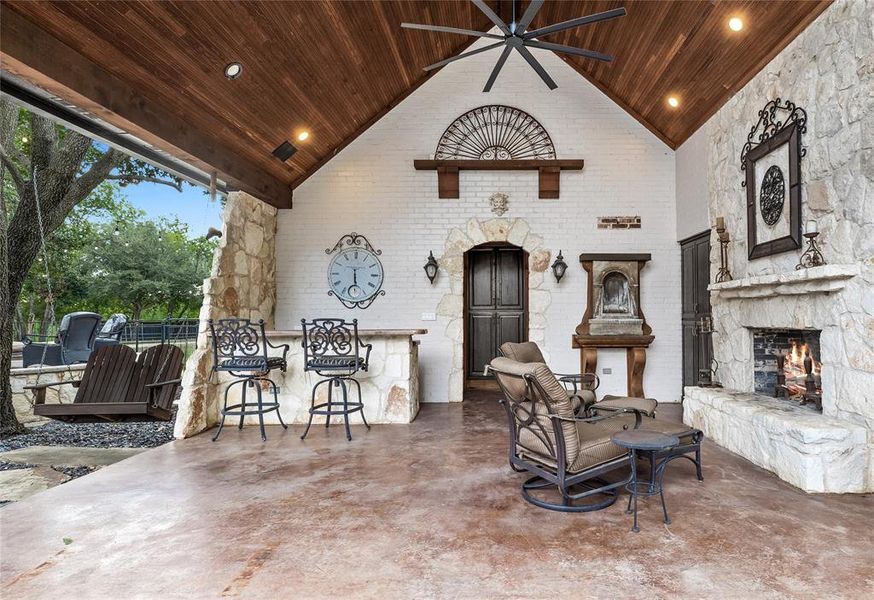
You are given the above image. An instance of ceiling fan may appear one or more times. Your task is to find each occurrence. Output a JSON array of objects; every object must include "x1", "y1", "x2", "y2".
[{"x1": 402, "y1": 0, "x2": 626, "y2": 92}]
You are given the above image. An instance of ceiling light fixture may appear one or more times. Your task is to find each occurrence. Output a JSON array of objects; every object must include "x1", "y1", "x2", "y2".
[
  {"x1": 668, "y1": 96, "x2": 679, "y2": 108},
  {"x1": 297, "y1": 131, "x2": 310, "y2": 142},
  {"x1": 224, "y1": 62, "x2": 243, "y2": 80},
  {"x1": 728, "y1": 17, "x2": 743, "y2": 32}
]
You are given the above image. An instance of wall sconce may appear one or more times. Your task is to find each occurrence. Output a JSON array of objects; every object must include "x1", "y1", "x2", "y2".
[
  {"x1": 423, "y1": 251, "x2": 439, "y2": 284},
  {"x1": 551, "y1": 250, "x2": 568, "y2": 283}
]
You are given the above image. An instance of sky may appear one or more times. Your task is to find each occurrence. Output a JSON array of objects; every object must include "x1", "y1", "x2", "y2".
[{"x1": 122, "y1": 179, "x2": 223, "y2": 237}]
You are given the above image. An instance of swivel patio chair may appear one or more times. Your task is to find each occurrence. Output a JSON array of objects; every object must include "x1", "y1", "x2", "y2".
[
  {"x1": 22, "y1": 311, "x2": 101, "y2": 367},
  {"x1": 488, "y1": 356, "x2": 645, "y2": 512},
  {"x1": 209, "y1": 318, "x2": 290, "y2": 442},
  {"x1": 300, "y1": 318, "x2": 371, "y2": 442},
  {"x1": 499, "y1": 341, "x2": 658, "y2": 417}
]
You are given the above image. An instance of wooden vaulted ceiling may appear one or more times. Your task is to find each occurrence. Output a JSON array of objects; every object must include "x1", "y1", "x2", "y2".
[{"x1": 0, "y1": 0, "x2": 830, "y2": 208}]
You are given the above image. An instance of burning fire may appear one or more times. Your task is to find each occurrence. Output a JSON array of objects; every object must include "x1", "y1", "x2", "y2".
[{"x1": 783, "y1": 341, "x2": 821, "y2": 396}]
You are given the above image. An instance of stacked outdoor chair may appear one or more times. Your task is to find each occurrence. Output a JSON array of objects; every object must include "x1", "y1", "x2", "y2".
[
  {"x1": 22, "y1": 311, "x2": 101, "y2": 367},
  {"x1": 489, "y1": 346, "x2": 703, "y2": 513},
  {"x1": 93, "y1": 313, "x2": 128, "y2": 349}
]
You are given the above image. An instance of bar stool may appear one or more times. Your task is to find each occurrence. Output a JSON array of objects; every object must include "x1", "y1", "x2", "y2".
[
  {"x1": 209, "y1": 318, "x2": 289, "y2": 442},
  {"x1": 300, "y1": 318, "x2": 371, "y2": 441}
]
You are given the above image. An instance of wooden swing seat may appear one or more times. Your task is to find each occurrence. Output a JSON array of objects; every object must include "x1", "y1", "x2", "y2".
[{"x1": 28, "y1": 344, "x2": 183, "y2": 424}]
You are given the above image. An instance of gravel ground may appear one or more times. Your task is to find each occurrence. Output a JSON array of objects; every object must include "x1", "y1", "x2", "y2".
[{"x1": 0, "y1": 410, "x2": 177, "y2": 453}]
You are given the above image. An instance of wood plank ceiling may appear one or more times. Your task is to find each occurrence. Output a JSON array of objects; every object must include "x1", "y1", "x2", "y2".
[{"x1": 0, "y1": 0, "x2": 830, "y2": 207}]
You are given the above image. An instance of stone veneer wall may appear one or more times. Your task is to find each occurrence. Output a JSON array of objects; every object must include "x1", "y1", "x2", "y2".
[
  {"x1": 438, "y1": 217, "x2": 551, "y2": 401},
  {"x1": 699, "y1": 0, "x2": 874, "y2": 430},
  {"x1": 174, "y1": 192, "x2": 277, "y2": 438}
]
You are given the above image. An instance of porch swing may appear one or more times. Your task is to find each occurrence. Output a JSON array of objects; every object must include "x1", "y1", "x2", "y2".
[{"x1": 20, "y1": 170, "x2": 213, "y2": 423}]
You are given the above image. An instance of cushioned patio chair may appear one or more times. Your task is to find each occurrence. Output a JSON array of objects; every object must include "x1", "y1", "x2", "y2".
[
  {"x1": 22, "y1": 311, "x2": 101, "y2": 367},
  {"x1": 93, "y1": 313, "x2": 128, "y2": 349},
  {"x1": 500, "y1": 341, "x2": 658, "y2": 417},
  {"x1": 488, "y1": 356, "x2": 645, "y2": 512}
]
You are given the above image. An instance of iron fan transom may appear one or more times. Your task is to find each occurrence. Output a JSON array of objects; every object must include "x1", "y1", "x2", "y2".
[
  {"x1": 436, "y1": 105, "x2": 555, "y2": 160},
  {"x1": 402, "y1": 0, "x2": 626, "y2": 92}
]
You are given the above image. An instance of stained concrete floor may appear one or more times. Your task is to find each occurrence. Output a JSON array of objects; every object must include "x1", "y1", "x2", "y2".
[{"x1": 1, "y1": 395, "x2": 872, "y2": 599}]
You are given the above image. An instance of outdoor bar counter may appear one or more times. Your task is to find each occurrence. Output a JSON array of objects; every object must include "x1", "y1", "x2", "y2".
[{"x1": 260, "y1": 329, "x2": 426, "y2": 425}]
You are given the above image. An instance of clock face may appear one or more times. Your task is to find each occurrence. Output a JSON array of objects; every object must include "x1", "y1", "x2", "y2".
[{"x1": 328, "y1": 247, "x2": 384, "y2": 303}]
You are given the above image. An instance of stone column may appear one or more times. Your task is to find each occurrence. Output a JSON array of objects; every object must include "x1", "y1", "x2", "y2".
[{"x1": 174, "y1": 192, "x2": 278, "y2": 439}]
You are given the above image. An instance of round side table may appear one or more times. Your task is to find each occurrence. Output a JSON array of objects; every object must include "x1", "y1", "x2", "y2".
[{"x1": 612, "y1": 429, "x2": 680, "y2": 533}]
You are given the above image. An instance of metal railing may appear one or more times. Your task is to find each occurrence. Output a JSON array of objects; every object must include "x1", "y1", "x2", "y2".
[{"x1": 20, "y1": 317, "x2": 200, "y2": 351}]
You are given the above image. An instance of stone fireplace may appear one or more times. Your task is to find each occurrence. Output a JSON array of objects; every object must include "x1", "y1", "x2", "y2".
[{"x1": 752, "y1": 327, "x2": 822, "y2": 402}]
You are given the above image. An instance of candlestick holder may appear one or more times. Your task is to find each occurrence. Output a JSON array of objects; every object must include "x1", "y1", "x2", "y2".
[
  {"x1": 796, "y1": 231, "x2": 825, "y2": 270},
  {"x1": 715, "y1": 225, "x2": 732, "y2": 283}
]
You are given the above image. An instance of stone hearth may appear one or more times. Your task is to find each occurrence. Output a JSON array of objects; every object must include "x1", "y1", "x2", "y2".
[{"x1": 684, "y1": 387, "x2": 868, "y2": 493}]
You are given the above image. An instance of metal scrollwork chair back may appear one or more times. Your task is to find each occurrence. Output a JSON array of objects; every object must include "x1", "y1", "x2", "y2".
[
  {"x1": 208, "y1": 318, "x2": 289, "y2": 376},
  {"x1": 301, "y1": 318, "x2": 371, "y2": 377}
]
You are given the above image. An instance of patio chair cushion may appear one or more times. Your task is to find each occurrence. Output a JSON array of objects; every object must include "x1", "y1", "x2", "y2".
[
  {"x1": 218, "y1": 356, "x2": 286, "y2": 371},
  {"x1": 593, "y1": 395, "x2": 658, "y2": 417},
  {"x1": 500, "y1": 341, "x2": 546, "y2": 364},
  {"x1": 305, "y1": 356, "x2": 365, "y2": 370},
  {"x1": 490, "y1": 357, "x2": 580, "y2": 469}
]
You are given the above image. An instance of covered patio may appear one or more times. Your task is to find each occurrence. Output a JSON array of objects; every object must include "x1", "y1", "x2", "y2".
[
  {"x1": 2, "y1": 399, "x2": 872, "y2": 598},
  {"x1": 2, "y1": 0, "x2": 873, "y2": 597}
]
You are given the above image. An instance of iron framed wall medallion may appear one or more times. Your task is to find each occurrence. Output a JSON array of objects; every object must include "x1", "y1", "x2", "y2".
[{"x1": 741, "y1": 99, "x2": 806, "y2": 260}]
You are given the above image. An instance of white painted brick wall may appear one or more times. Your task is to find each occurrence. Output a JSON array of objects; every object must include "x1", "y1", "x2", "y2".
[{"x1": 276, "y1": 37, "x2": 681, "y2": 403}]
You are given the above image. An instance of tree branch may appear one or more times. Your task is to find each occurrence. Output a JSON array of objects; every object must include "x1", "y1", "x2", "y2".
[
  {"x1": 107, "y1": 174, "x2": 182, "y2": 192},
  {"x1": 0, "y1": 146, "x2": 25, "y2": 194}
]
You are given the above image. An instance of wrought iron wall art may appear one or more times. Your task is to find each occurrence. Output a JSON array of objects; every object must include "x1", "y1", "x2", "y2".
[
  {"x1": 435, "y1": 105, "x2": 555, "y2": 161},
  {"x1": 325, "y1": 232, "x2": 386, "y2": 309},
  {"x1": 741, "y1": 98, "x2": 807, "y2": 260}
]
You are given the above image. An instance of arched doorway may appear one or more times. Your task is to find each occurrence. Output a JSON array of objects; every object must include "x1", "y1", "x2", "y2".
[{"x1": 464, "y1": 242, "x2": 528, "y2": 391}]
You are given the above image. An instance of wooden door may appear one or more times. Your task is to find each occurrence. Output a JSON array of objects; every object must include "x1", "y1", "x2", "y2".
[
  {"x1": 465, "y1": 246, "x2": 526, "y2": 382},
  {"x1": 680, "y1": 231, "x2": 713, "y2": 387}
]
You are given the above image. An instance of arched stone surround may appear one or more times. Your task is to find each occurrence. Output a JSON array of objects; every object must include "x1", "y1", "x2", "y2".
[{"x1": 436, "y1": 218, "x2": 552, "y2": 402}]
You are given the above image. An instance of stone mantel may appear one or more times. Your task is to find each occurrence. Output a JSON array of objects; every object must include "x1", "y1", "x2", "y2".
[{"x1": 708, "y1": 264, "x2": 860, "y2": 299}]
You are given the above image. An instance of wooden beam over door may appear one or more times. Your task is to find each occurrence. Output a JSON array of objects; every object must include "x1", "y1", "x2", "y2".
[{"x1": 0, "y1": 9, "x2": 293, "y2": 209}]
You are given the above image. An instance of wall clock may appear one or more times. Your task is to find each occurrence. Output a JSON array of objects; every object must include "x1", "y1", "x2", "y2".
[{"x1": 325, "y1": 233, "x2": 385, "y2": 309}]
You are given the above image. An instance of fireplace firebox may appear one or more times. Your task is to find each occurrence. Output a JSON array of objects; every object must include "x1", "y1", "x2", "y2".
[{"x1": 752, "y1": 328, "x2": 822, "y2": 409}]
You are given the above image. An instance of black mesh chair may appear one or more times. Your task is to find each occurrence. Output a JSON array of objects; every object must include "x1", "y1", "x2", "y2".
[
  {"x1": 22, "y1": 311, "x2": 101, "y2": 367},
  {"x1": 209, "y1": 318, "x2": 289, "y2": 442},
  {"x1": 300, "y1": 318, "x2": 372, "y2": 441}
]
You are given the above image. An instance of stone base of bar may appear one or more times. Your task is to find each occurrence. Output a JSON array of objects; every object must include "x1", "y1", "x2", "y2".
[
  {"x1": 683, "y1": 386, "x2": 871, "y2": 493},
  {"x1": 211, "y1": 330, "x2": 423, "y2": 426}
]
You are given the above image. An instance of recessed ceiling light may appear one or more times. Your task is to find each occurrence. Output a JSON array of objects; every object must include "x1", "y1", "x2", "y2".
[
  {"x1": 297, "y1": 130, "x2": 310, "y2": 142},
  {"x1": 728, "y1": 17, "x2": 743, "y2": 32},
  {"x1": 224, "y1": 62, "x2": 243, "y2": 80},
  {"x1": 667, "y1": 96, "x2": 679, "y2": 108}
]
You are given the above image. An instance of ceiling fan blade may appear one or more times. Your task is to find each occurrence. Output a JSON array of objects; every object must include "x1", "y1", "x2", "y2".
[
  {"x1": 515, "y1": 44, "x2": 557, "y2": 90},
  {"x1": 471, "y1": 0, "x2": 512, "y2": 35},
  {"x1": 401, "y1": 23, "x2": 503, "y2": 40},
  {"x1": 523, "y1": 7, "x2": 627, "y2": 39},
  {"x1": 483, "y1": 45, "x2": 513, "y2": 92},
  {"x1": 524, "y1": 40, "x2": 612, "y2": 62},
  {"x1": 423, "y1": 40, "x2": 505, "y2": 71},
  {"x1": 517, "y1": 0, "x2": 545, "y2": 34}
]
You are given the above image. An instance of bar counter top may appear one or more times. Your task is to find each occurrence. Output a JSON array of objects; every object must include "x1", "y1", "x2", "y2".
[{"x1": 266, "y1": 329, "x2": 428, "y2": 337}]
